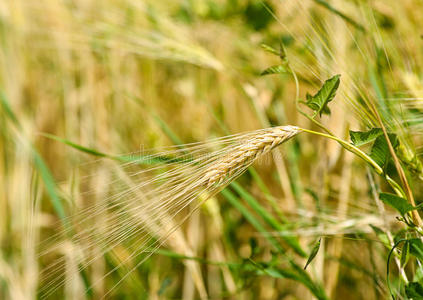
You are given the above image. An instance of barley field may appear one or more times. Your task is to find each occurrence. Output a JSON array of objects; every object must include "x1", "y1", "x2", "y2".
[{"x1": 1, "y1": 1, "x2": 423, "y2": 299}]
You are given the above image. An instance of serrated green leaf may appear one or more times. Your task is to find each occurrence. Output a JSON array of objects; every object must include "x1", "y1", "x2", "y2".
[
  {"x1": 305, "y1": 74, "x2": 341, "y2": 117},
  {"x1": 405, "y1": 282, "x2": 423, "y2": 299},
  {"x1": 260, "y1": 65, "x2": 289, "y2": 76},
  {"x1": 304, "y1": 238, "x2": 321, "y2": 270},
  {"x1": 370, "y1": 134, "x2": 398, "y2": 171},
  {"x1": 349, "y1": 128, "x2": 383, "y2": 146},
  {"x1": 401, "y1": 241, "x2": 410, "y2": 268},
  {"x1": 379, "y1": 193, "x2": 414, "y2": 216}
]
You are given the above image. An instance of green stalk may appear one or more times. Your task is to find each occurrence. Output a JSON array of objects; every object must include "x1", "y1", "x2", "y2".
[
  {"x1": 289, "y1": 64, "x2": 406, "y2": 204},
  {"x1": 299, "y1": 128, "x2": 405, "y2": 199}
]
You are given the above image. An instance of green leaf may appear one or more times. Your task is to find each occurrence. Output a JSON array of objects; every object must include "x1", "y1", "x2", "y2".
[
  {"x1": 304, "y1": 238, "x2": 321, "y2": 270},
  {"x1": 405, "y1": 282, "x2": 423, "y2": 299},
  {"x1": 41, "y1": 133, "x2": 108, "y2": 158},
  {"x1": 369, "y1": 225, "x2": 390, "y2": 247},
  {"x1": 78, "y1": 266, "x2": 93, "y2": 298},
  {"x1": 260, "y1": 65, "x2": 289, "y2": 76},
  {"x1": 247, "y1": 168, "x2": 288, "y2": 223},
  {"x1": 32, "y1": 148, "x2": 67, "y2": 225},
  {"x1": 152, "y1": 114, "x2": 184, "y2": 146},
  {"x1": 415, "y1": 262, "x2": 423, "y2": 282},
  {"x1": 401, "y1": 241, "x2": 410, "y2": 268},
  {"x1": 260, "y1": 43, "x2": 287, "y2": 60},
  {"x1": 387, "y1": 239, "x2": 406, "y2": 298},
  {"x1": 349, "y1": 128, "x2": 383, "y2": 146},
  {"x1": 1, "y1": 92, "x2": 68, "y2": 227},
  {"x1": 305, "y1": 74, "x2": 341, "y2": 116},
  {"x1": 249, "y1": 238, "x2": 260, "y2": 257},
  {"x1": 0, "y1": 90, "x2": 20, "y2": 128},
  {"x1": 379, "y1": 193, "x2": 414, "y2": 216},
  {"x1": 409, "y1": 238, "x2": 423, "y2": 261},
  {"x1": 41, "y1": 133, "x2": 179, "y2": 165},
  {"x1": 312, "y1": 0, "x2": 366, "y2": 32},
  {"x1": 370, "y1": 134, "x2": 398, "y2": 171},
  {"x1": 261, "y1": 44, "x2": 280, "y2": 57},
  {"x1": 221, "y1": 188, "x2": 284, "y2": 253},
  {"x1": 257, "y1": 265, "x2": 328, "y2": 300},
  {"x1": 231, "y1": 182, "x2": 306, "y2": 257}
]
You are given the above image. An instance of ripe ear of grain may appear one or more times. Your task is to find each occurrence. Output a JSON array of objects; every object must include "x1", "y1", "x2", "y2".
[
  {"x1": 37, "y1": 125, "x2": 300, "y2": 297},
  {"x1": 204, "y1": 125, "x2": 300, "y2": 186}
]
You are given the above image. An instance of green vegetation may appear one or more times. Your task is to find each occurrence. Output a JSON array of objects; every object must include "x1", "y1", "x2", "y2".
[{"x1": 1, "y1": 1, "x2": 423, "y2": 299}]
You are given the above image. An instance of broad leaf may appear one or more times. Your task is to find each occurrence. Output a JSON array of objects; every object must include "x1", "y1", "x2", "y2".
[
  {"x1": 260, "y1": 65, "x2": 289, "y2": 76},
  {"x1": 370, "y1": 134, "x2": 398, "y2": 171},
  {"x1": 304, "y1": 238, "x2": 321, "y2": 270},
  {"x1": 305, "y1": 74, "x2": 341, "y2": 116},
  {"x1": 349, "y1": 128, "x2": 383, "y2": 146},
  {"x1": 409, "y1": 239, "x2": 423, "y2": 261},
  {"x1": 379, "y1": 193, "x2": 413, "y2": 216}
]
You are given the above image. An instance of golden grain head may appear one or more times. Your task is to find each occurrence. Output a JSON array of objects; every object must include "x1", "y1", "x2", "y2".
[{"x1": 204, "y1": 126, "x2": 300, "y2": 186}]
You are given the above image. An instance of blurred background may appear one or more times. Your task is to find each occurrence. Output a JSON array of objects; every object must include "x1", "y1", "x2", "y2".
[{"x1": 1, "y1": 0, "x2": 423, "y2": 299}]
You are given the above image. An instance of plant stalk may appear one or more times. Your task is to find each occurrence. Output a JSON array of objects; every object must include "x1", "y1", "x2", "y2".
[{"x1": 299, "y1": 128, "x2": 406, "y2": 199}]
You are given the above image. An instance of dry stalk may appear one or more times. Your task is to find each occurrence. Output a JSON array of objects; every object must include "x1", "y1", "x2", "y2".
[{"x1": 203, "y1": 126, "x2": 300, "y2": 186}]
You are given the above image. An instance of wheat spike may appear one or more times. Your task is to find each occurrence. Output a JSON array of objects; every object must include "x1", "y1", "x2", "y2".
[
  {"x1": 204, "y1": 125, "x2": 301, "y2": 186},
  {"x1": 37, "y1": 125, "x2": 301, "y2": 297}
]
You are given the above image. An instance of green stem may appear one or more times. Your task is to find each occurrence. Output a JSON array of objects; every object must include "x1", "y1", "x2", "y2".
[
  {"x1": 299, "y1": 128, "x2": 406, "y2": 198},
  {"x1": 288, "y1": 62, "x2": 407, "y2": 206}
]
